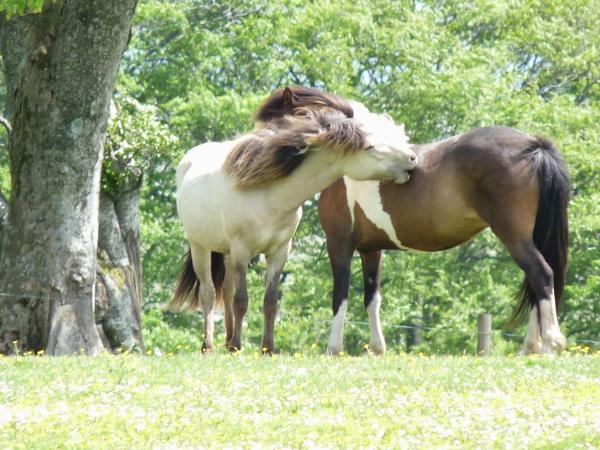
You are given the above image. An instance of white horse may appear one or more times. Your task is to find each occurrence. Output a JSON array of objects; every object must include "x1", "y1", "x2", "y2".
[{"x1": 169, "y1": 86, "x2": 418, "y2": 353}]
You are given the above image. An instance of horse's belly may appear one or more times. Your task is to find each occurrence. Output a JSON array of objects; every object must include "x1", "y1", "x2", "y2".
[
  {"x1": 394, "y1": 222, "x2": 487, "y2": 251},
  {"x1": 178, "y1": 175, "x2": 301, "y2": 255},
  {"x1": 232, "y1": 204, "x2": 302, "y2": 256}
]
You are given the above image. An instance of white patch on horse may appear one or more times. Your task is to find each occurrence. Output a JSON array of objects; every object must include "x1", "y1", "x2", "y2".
[
  {"x1": 521, "y1": 308, "x2": 541, "y2": 355},
  {"x1": 539, "y1": 293, "x2": 566, "y2": 354},
  {"x1": 521, "y1": 290, "x2": 566, "y2": 355},
  {"x1": 343, "y1": 176, "x2": 408, "y2": 249},
  {"x1": 327, "y1": 300, "x2": 348, "y2": 355}
]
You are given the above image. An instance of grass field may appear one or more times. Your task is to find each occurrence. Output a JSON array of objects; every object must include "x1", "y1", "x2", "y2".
[{"x1": 1, "y1": 352, "x2": 599, "y2": 449}]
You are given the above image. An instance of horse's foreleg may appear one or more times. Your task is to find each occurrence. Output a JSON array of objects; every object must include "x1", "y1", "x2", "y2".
[
  {"x1": 326, "y1": 244, "x2": 353, "y2": 355},
  {"x1": 222, "y1": 256, "x2": 235, "y2": 348},
  {"x1": 262, "y1": 242, "x2": 291, "y2": 354},
  {"x1": 228, "y1": 249, "x2": 251, "y2": 352},
  {"x1": 360, "y1": 250, "x2": 386, "y2": 355},
  {"x1": 190, "y1": 243, "x2": 216, "y2": 353}
]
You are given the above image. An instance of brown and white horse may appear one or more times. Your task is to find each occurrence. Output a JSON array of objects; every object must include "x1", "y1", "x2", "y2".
[
  {"x1": 169, "y1": 87, "x2": 418, "y2": 353},
  {"x1": 319, "y1": 126, "x2": 570, "y2": 355}
]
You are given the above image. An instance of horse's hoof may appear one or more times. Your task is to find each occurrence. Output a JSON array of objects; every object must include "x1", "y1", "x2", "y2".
[
  {"x1": 541, "y1": 332, "x2": 567, "y2": 354},
  {"x1": 520, "y1": 337, "x2": 542, "y2": 355},
  {"x1": 368, "y1": 342, "x2": 386, "y2": 356}
]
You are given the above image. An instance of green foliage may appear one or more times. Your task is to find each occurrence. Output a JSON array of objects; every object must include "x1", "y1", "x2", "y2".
[
  {"x1": 142, "y1": 308, "x2": 203, "y2": 354},
  {"x1": 1, "y1": 0, "x2": 594, "y2": 354},
  {"x1": 117, "y1": 0, "x2": 599, "y2": 354},
  {"x1": 102, "y1": 95, "x2": 179, "y2": 197},
  {"x1": 1, "y1": 354, "x2": 599, "y2": 447},
  {"x1": 0, "y1": 0, "x2": 44, "y2": 18},
  {"x1": 4, "y1": 1, "x2": 595, "y2": 355}
]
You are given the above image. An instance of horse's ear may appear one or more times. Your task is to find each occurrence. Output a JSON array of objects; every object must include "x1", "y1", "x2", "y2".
[{"x1": 282, "y1": 87, "x2": 295, "y2": 106}]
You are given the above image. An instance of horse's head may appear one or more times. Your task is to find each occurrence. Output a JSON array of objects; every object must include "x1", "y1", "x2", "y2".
[
  {"x1": 341, "y1": 101, "x2": 417, "y2": 184},
  {"x1": 255, "y1": 86, "x2": 355, "y2": 123},
  {"x1": 255, "y1": 87, "x2": 418, "y2": 184}
]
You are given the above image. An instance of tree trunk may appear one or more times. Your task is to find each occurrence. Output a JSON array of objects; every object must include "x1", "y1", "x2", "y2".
[
  {"x1": 95, "y1": 188, "x2": 145, "y2": 353},
  {"x1": 0, "y1": 0, "x2": 138, "y2": 355}
]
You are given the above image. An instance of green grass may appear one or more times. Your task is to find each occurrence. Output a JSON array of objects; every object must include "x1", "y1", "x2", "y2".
[{"x1": 1, "y1": 353, "x2": 599, "y2": 449}]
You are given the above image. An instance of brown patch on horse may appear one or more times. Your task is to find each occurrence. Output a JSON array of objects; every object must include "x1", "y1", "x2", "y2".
[
  {"x1": 255, "y1": 86, "x2": 355, "y2": 122},
  {"x1": 224, "y1": 108, "x2": 366, "y2": 189}
]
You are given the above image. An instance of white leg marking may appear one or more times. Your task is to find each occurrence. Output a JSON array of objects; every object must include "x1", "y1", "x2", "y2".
[
  {"x1": 327, "y1": 300, "x2": 348, "y2": 355},
  {"x1": 539, "y1": 293, "x2": 566, "y2": 354},
  {"x1": 367, "y1": 292, "x2": 386, "y2": 355},
  {"x1": 521, "y1": 307, "x2": 541, "y2": 355},
  {"x1": 343, "y1": 177, "x2": 408, "y2": 249}
]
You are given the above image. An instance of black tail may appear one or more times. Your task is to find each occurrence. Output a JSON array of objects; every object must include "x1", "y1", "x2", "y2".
[
  {"x1": 168, "y1": 250, "x2": 226, "y2": 311},
  {"x1": 513, "y1": 136, "x2": 570, "y2": 320}
]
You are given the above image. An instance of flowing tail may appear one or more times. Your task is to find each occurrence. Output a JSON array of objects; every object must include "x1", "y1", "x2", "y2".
[
  {"x1": 168, "y1": 250, "x2": 226, "y2": 311},
  {"x1": 513, "y1": 136, "x2": 570, "y2": 320}
]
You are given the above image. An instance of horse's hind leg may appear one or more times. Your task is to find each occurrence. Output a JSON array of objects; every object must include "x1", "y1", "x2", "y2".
[
  {"x1": 360, "y1": 250, "x2": 386, "y2": 355},
  {"x1": 262, "y1": 242, "x2": 291, "y2": 354},
  {"x1": 497, "y1": 238, "x2": 566, "y2": 354},
  {"x1": 190, "y1": 243, "x2": 216, "y2": 352}
]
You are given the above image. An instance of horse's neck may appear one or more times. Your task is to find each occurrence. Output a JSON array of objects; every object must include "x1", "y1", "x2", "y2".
[{"x1": 266, "y1": 150, "x2": 344, "y2": 210}]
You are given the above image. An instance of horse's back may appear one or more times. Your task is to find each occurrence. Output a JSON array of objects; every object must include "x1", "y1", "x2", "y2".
[
  {"x1": 176, "y1": 141, "x2": 235, "y2": 189},
  {"x1": 319, "y1": 125, "x2": 543, "y2": 252},
  {"x1": 449, "y1": 126, "x2": 537, "y2": 174}
]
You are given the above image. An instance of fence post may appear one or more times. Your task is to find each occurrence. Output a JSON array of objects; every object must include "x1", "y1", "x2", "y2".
[{"x1": 477, "y1": 313, "x2": 492, "y2": 356}]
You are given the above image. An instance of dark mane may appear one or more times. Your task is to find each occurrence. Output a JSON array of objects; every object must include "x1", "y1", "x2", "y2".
[
  {"x1": 224, "y1": 107, "x2": 366, "y2": 189},
  {"x1": 255, "y1": 86, "x2": 355, "y2": 122}
]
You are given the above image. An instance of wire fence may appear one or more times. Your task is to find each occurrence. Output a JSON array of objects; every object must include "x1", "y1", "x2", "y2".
[
  {"x1": 317, "y1": 319, "x2": 600, "y2": 347},
  {"x1": 1, "y1": 291, "x2": 599, "y2": 347}
]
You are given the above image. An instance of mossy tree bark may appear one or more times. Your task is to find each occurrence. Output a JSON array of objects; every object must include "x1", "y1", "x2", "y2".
[
  {"x1": 0, "y1": 0, "x2": 138, "y2": 355},
  {"x1": 96, "y1": 185, "x2": 145, "y2": 353}
]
